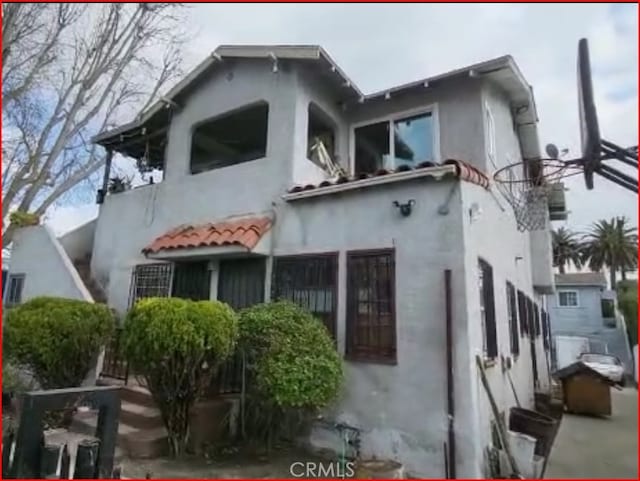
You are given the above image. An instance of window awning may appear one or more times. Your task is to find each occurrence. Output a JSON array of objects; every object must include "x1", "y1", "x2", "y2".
[{"x1": 142, "y1": 215, "x2": 272, "y2": 257}]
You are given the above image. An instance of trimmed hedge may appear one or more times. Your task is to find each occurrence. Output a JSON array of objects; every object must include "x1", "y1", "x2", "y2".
[
  {"x1": 122, "y1": 297, "x2": 239, "y2": 457},
  {"x1": 238, "y1": 301, "x2": 343, "y2": 445},
  {"x1": 4, "y1": 297, "x2": 115, "y2": 389}
]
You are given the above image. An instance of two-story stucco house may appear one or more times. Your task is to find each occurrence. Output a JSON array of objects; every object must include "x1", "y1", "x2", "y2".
[
  {"x1": 6, "y1": 45, "x2": 556, "y2": 477},
  {"x1": 547, "y1": 272, "x2": 633, "y2": 378}
]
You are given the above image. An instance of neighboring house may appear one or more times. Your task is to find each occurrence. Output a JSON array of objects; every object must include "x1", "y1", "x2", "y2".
[
  {"x1": 7, "y1": 45, "x2": 556, "y2": 478},
  {"x1": 547, "y1": 272, "x2": 633, "y2": 377}
]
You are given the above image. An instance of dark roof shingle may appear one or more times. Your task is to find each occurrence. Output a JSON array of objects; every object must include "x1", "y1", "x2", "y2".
[{"x1": 555, "y1": 272, "x2": 607, "y2": 287}]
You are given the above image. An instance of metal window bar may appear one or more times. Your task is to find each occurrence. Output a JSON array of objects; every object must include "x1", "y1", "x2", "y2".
[
  {"x1": 271, "y1": 254, "x2": 338, "y2": 339},
  {"x1": 517, "y1": 290, "x2": 529, "y2": 336},
  {"x1": 346, "y1": 251, "x2": 396, "y2": 362},
  {"x1": 541, "y1": 310, "x2": 550, "y2": 350},
  {"x1": 127, "y1": 263, "x2": 173, "y2": 308},
  {"x1": 479, "y1": 259, "x2": 497, "y2": 359},
  {"x1": 507, "y1": 282, "x2": 520, "y2": 356},
  {"x1": 6, "y1": 274, "x2": 25, "y2": 308}
]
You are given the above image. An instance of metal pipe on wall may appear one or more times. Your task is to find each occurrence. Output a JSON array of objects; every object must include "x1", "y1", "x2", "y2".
[{"x1": 444, "y1": 269, "x2": 456, "y2": 478}]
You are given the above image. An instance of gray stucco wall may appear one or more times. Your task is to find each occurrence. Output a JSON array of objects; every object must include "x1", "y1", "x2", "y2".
[
  {"x1": 82, "y1": 59, "x2": 544, "y2": 477},
  {"x1": 458, "y1": 178, "x2": 550, "y2": 477},
  {"x1": 7, "y1": 226, "x2": 92, "y2": 303},
  {"x1": 277, "y1": 178, "x2": 468, "y2": 478},
  {"x1": 348, "y1": 78, "x2": 485, "y2": 171},
  {"x1": 91, "y1": 59, "x2": 300, "y2": 312}
]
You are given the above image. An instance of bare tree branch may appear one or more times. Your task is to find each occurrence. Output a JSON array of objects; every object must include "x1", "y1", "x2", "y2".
[{"x1": 2, "y1": 3, "x2": 187, "y2": 246}]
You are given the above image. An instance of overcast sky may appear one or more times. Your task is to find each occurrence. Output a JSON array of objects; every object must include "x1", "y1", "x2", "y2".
[{"x1": 48, "y1": 3, "x2": 638, "y2": 235}]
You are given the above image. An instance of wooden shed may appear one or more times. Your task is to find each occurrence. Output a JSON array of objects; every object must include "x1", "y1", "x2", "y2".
[{"x1": 554, "y1": 362, "x2": 617, "y2": 416}]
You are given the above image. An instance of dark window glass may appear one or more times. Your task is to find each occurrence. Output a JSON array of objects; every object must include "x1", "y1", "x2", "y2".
[
  {"x1": 272, "y1": 254, "x2": 338, "y2": 338},
  {"x1": 191, "y1": 103, "x2": 269, "y2": 174},
  {"x1": 354, "y1": 122, "x2": 390, "y2": 174},
  {"x1": 517, "y1": 290, "x2": 529, "y2": 336},
  {"x1": 479, "y1": 259, "x2": 497, "y2": 359},
  {"x1": 346, "y1": 250, "x2": 396, "y2": 362},
  {"x1": 6, "y1": 274, "x2": 25, "y2": 307},
  {"x1": 507, "y1": 282, "x2": 520, "y2": 355}
]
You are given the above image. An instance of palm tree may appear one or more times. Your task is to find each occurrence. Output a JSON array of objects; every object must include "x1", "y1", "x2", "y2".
[
  {"x1": 581, "y1": 217, "x2": 638, "y2": 288},
  {"x1": 552, "y1": 227, "x2": 583, "y2": 273}
]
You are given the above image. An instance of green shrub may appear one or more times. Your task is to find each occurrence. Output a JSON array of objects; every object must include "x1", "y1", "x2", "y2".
[
  {"x1": 9, "y1": 211, "x2": 40, "y2": 227},
  {"x1": 238, "y1": 301, "x2": 343, "y2": 445},
  {"x1": 122, "y1": 297, "x2": 239, "y2": 457},
  {"x1": 4, "y1": 297, "x2": 115, "y2": 389},
  {"x1": 618, "y1": 288, "x2": 638, "y2": 346}
]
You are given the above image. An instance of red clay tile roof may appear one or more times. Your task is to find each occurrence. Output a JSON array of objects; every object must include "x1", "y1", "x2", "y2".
[
  {"x1": 287, "y1": 159, "x2": 490, "y2": 193},
  {"x1": 143, "y1": 216, "x2": 272, "y2": 254}
]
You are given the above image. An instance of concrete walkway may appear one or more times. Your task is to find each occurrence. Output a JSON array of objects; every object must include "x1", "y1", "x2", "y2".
[{"x1": 546, "y1": 388, "x2": 638, "y2": 479}]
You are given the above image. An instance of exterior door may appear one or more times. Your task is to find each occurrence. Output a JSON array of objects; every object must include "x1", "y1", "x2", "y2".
[
  {"x1": 172, "y1": 261, "x2": 211, "y2": 300},
  {"x1": 214, "y1": 258, "x2": 266, "y2": 394},
  {"x1": 217, "y1": 258, "x2": 266, "y2": 309}
]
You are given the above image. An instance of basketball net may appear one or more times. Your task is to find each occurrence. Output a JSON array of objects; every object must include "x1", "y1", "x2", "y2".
[{"x1": 493, "y1": 159, "x2": 580, "y2": 232}]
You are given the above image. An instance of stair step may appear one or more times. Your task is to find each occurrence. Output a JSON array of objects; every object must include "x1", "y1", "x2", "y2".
[
  {"x1": 71, "y1": 411, "x2": 168, "y2": 459},
  {"x1": 120, "y1": 385, "x2": 155, "y2": 408},
  {"x1": 120, "y1": 401, "x2": 164, "y2": 430}
]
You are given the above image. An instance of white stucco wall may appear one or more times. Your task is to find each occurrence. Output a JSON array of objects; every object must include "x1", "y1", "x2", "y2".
[
  {"x1": 58, "y1": 219, "x2": 97, "y2": 262},
  {"x1": 7, "y1": 225, "x2": 93, "y2": 303}
]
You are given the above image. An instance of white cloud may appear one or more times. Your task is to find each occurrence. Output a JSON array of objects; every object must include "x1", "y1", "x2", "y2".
[{"x1": 50, "y1": 3, "x2": 637, "y2": 235}]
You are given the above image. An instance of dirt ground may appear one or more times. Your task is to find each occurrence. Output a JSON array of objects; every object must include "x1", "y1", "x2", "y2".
[
  {"x1": 545, "y1": 388, "x2": 638, "y2": 479},
  {"x1": 120, "y1": 446, "x2": 329, "y2": 479}
]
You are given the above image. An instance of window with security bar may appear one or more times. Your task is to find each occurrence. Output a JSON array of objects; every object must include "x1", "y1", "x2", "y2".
[
  {"x1": 5, "y1": 273, "x2": 25, "y2": 308},
  {"x1": 128, "y1": 263, "x2": 173, "y2": 307},
  {"x1": 517, "y1": 289, "x2": 529, "y2": 336},
  {"x1": 272, "y1": 254, "x2": 338, "y2": 339},
  {"x1": 506, "y1": 281, "x2": 520, "y2": 356},
  {"x1": 478, "y1": 259, "x2": 497, "y2": 360},
  {"x1": 346, "y1": 249, "x2": 396, "y2": 363}
]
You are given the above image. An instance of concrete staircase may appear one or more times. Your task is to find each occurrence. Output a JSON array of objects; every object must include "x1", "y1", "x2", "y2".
[
  {"x1": 70, "y1": 381, "x2": 169, "y2": 459},
  {"x1": 72, "y1": 256, "x2": 107, "y2": 303}
]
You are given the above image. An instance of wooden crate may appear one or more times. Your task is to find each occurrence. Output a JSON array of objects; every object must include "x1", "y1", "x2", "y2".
[{"x1": 563, "y1": 374, "x2": 611, "y2": 416}]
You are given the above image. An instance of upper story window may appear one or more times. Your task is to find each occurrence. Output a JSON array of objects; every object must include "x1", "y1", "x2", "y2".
[
  {"x1": 190, "y1": 102, "x2": 269, "y2": 174},
  {"x1": 485, "y1": 102, "x2": 497, "y2": 168},
  {"x1": 558, "y1": 290, "x2": 578, "y2": 307},
  {"x1": 307, "y1": 103, "x2": 337, "y2": 167},
  {"x1": 353, "y1": 108, "x2": 435, "y2": 174}
]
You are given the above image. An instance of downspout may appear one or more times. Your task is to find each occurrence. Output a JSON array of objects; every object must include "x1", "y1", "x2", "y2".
[{"x1": 445, "y1": 269, "x2": 456, "y2": 478}]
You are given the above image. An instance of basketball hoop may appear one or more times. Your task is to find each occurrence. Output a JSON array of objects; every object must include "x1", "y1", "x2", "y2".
[{"x1": 493, "y1": 158, "x2": 582, "y2": 231}]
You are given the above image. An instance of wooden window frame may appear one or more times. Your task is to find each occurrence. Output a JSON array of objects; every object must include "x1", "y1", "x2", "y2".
[
  {"x1": 272, "y1": 252, "x2": 339, "y2": 339},
  {"x1": 506, "y1": 281, "x2": 520, "y2": 356},
  {"x1": 346, "y1": 248, "x2": 397, "y2": 364},
  {"x1": 478, "y1": 258, "x2": 498, "y2": 360}
]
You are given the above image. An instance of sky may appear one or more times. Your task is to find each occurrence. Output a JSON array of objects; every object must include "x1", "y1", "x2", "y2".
[{"x1": 46, "y1": 3, "x2": 638, "y2": 236}]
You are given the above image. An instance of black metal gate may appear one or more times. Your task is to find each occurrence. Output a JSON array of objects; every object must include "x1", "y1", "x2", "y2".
[
  {"x1": 211, "y1": 258, "x2": 266, "y2": 394},
  {"x1": 172, "y1": 261, "x2": 211, "y2": 300},
  {"x1": 217, "y1": 258, "x2": 266, "y2": 310}
]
